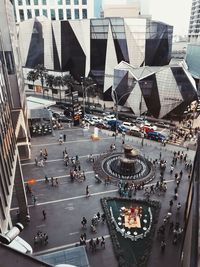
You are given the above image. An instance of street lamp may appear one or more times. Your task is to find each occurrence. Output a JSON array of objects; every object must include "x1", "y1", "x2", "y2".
[{"x1": 112, "y1": 89, "x2": 133, "y2": 139}]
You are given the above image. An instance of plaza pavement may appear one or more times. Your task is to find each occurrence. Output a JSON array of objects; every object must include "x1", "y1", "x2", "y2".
[{"x1": 11, "y1": 124, "x2": 196, "y2": 267}]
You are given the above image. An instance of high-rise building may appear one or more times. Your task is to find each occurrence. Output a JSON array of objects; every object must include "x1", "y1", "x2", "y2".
[
  {"x1": 13, "y1": 0, "x2": 94, "y2": 23},
  {"x1": 0, "y1": 0, "x2": 30, "y2": 232},
  {"x1": 188, "y1": 0, "x2": 200, "y2": 43}
]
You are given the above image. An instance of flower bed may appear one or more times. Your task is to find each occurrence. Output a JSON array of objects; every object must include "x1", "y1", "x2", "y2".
[{"x1": 101, "y1": 197, "x2": 161, "y2": 267}]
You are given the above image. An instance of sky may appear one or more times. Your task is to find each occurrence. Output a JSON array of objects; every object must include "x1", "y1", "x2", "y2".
[{"x1": 101, "y1": 0, "x2": 193, "y2": 36}]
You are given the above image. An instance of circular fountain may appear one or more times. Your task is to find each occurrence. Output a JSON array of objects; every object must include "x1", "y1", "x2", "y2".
[{"x1": 94, "y1": 145, "x2": 155, "y2": 184}]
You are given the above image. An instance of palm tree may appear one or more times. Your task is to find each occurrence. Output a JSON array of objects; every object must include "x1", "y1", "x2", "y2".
[
  {"x1": 53, "y1": 76, "x2": 64, "y2": 102},
  {"x1": 35, "y1": 64, "x2": 47, "y2": 97},
  {"x1": 63, "y1": 74, "x2": 75, "y2": 101},
  {"x1": 27, "y1": 70, "x2": 38, "y2": 91},
  {"x1": 45, "y1": 74, "x2": 55, "y2": 99}
]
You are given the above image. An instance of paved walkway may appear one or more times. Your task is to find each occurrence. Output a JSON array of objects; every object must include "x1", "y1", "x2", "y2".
[{"x1": 11, "y1": 125, "x2": 196, "y2": 267}]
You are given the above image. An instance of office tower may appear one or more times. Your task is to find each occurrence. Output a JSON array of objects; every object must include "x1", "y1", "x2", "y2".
[
  {"x1": 188, "y1": 0, "x2": 200, "y2": 43},
  {"x1": 0, "y1": 0, "x2": 29, "y2": 232},
  {"x1": 13, "y1": 0, "x2": 95, "y2": 23}
]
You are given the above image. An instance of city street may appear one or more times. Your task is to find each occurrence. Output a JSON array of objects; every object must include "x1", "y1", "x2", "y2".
[{"x1": 11, "y1": 124, "x2": 196, "y2": 267}]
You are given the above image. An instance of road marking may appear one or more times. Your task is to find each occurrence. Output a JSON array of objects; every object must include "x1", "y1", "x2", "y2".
[
  {"x1": 69, "y1": 231, "x2": 79, "y2": 236},
  {"x1": 33, "y1": 234, "x2": 111, "y2": 256},
  {"x1": 10, "y1": 189, "x2": 118, "y2": 211},
  {"x1": 21, "y1": 153, "x2": 106, "y2": 166},
  {"x1": 31, "y1": 137, "x2": 113, "y2": 148},
  {"x1": 36, "y1": 224, "x2": 46, "y2": 228},
  {"x1": 24, "y1": 170, "x2": 94, "y2": 183}
]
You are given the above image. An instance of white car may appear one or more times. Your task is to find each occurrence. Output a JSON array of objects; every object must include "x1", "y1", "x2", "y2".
[
  {"x1": 91, "y1": 116, "x2": 103, "y2": 123},
  {"x1": 104, "y1": 114, "x2": 116, "y2": 121},
  {"x1": 140, "y1": 121, "x2": 157, "y2": 131}
]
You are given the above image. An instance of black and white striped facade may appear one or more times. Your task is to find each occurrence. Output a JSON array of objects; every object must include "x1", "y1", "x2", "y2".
[{"x1": 19, "y1": 16, "x2": 173, "y2": 98}]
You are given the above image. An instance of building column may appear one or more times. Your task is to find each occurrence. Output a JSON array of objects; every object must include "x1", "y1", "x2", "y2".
[{"x1": 14, "y1": 155, "x2": 30, "y2": 224}]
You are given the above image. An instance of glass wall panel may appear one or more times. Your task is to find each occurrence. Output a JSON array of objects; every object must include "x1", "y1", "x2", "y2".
[
  {"x1": 66, "y1": 0, "x2": 70, "y2": 4},
  {"x1": 58, "y1": 9, "x2": 63, "y2": 20},
  {"x1": 27, "y1": 9, "x2": 32, "y2": 19},
  {"x1": 74, "y1": 0, "x2": 79, "y2": 4},
  {"x1": 42, "y1": 0, "x2": 46, "y2": 4},
  {"x1": 42, "y1": 9, "x2": 47, "y2": 16},
  {"x1": 82, "y1": 9, "x2": 87, "y2": 19},
  {"x1": 82, "y1": 0, "x2": 87, "y2": 4},
  {"x1": 19, "y1": 9, "x2": 25, "y2": 21},
  {"x1": 34, "y1": 0, "x2": 38, "y2": 5},
  {"x1": 74, "y1": 9, "x2": 79, "y2": 19},
  {"x1": 66, "y1": 9, "x2": 71, "y2": 19},
  {"x1": 51, "y1": 9, "x2": 56, "y2": 20},
  {"x1": 35, "y1": 9, "x2": 39, "y2": 16}
]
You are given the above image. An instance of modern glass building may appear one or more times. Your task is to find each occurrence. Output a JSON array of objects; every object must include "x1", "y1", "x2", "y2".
[
  {"x1": 18, "y1": 16, "x2": 173, "y2": 99},
  {"x1": 13, "y1": 0, "x2": 94, "y2": 23},
  {"x1": 112, "y1": 61, "x2": 197, "y2": 118}
]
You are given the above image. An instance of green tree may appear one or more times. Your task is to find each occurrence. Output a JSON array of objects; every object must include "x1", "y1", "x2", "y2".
[
  {"x1": 35, "y1": 64, "x2": 48, "y2": 97},
  {"x1": 53, "y1": 76, "x2": 64, "y2": 101},
  {"x1": 45, "y1": 74, "x2": 55, "y2": 99},
  {"x1": 27, "y1": 70, "x2": 38, "y2": 91}
]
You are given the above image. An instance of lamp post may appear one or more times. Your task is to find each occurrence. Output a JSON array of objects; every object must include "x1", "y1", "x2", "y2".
[{"x1": 112, "y1": 89, "x2": 133, "y2": 139}]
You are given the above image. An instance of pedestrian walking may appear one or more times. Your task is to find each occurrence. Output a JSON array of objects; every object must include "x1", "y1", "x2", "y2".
[
  {"x1": 51, "y1": 177, "x2": 54, "y2": 186},
  {"x1": 160, "y1": 240, "x2": 166, "y2": 252},
  {"x1": 63, "y1": 134, "x2": 66, "y2": 142},
  {"x1": 45, "y1": 175, "x2": 49, "y2": 183},
  {"x1": 82, "y1": 171, "x2": 86, "y2": 181},
  {"x1": 35, "y1": 157, "x2": 38, "y2": 166},
  {"x1": 101, "y1": 236, "x2": 105, "y2": 248},
  {"x1": 55, "y1": 178, "x2": 59, "y2": 186},
  {"x1": 40, "y1": 149, "x2": 43, "y2": 157},
  {"x1": 32, "y1": 195, "x2": 37, "y2": 206},
  {"x1": 81, "y1": 217, "x2": 87, "y2": 228},
  {"x1": 86, "y1": 185, "x2": 90, "y2": 197},
  {"x1": 42, "y1": 210, "x2": 46, "y2": 220},
  {"x1": 169, "y1": 199, "x2": 173, "y2": 210},
  {"x1": 177, "y1": 202, "x2": 181, "y2": 211}
]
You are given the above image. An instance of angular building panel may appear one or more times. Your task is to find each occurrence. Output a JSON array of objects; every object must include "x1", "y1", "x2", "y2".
[
  {"x1": 113, "y1": 61, "x2": 198, "y2": 119},
  {"x1": 18, "y1": 16, "x2": 173, "y2": 97}
]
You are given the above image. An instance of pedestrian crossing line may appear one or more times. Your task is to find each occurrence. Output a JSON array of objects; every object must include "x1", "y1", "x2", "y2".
[
  {"x1": 31, "y1": 137, "x2": 113, "y2": 147},
  {"x1": 10, "y1": 189, "x2": 118, "y2": 211},
  {"x1": 33, "y1": 234, "x2": 111, "y2": 256},
  {"x1": 21, "y1": 153, "x2": 107, "y2": 166},
  {"x1": 24, "y1": 170, "x2": 94, "y2": 183}
]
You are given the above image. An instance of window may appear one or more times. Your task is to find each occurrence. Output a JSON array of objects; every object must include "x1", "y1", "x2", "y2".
[
  {"x1": 18, "y1": 0, "x2": 23, "y2": 5},
  {"x1": 74, "y1": 0, "x2": 79, "y2": 5},
  {"x1": 66, "y1": 0, "x2": 70, "y2": 4},
  {"x1": 27, "y1": 9, "x2": 32, "y2": 18},
  {"x1": 66, "y1": 9, "x2": 71, "y2": 19},
  {"x1": 50, "y1": 9, "x2": 56, "y2": 20},
  {"x1": 42, "y1": 9, "x2": 47, "y2": 16},
  {"x1": 74, "y1": 9, "x2": 79, "y2": 19},
  {"x1": 42, "y1": 0, "x2": 46, "y2": 4},
  {"x1": 5, "y1": 52, "x2": 15, "y2": 75},
  {"x1": 82, "y1": 8, "x2": 87, "y2": 18},
  {"x1": 82, "y1": 0, "x2": 87, "y2": 4},
  {"x1": 58, "y1": 9, "x2": 63, "y2": 20},
  {"x1": 57, "y1": 0, "x2": 62, "y2": 4},
  {"x1": 19, "y1": 9, "x2": 24, "y2": 21},
  {"x1": 35, "y1": 9, "x2": 39, "y2": 16},
  {"x1": 26, "y1": 0, "x2": 31, "y2": 5},
  {"x1": 34, "y1": 0, "x2": 38, "y2": 4}
]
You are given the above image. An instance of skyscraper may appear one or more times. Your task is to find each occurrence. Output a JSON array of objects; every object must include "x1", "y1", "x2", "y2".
[
  {"x1": 13, "y1": 0, "x2": 95, "y2": 23},
  {"x1": 0, "y1": 0, "x2": 29, "y2": 232},
  {"x1": 188, "y1": 0, "x2": 200, "y2": 43}
]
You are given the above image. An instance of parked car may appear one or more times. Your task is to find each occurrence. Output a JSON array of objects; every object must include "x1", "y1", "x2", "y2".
[
  {"x1": 147, "y1": 131, "x2": 167, "y2": 142},
  {"x1": 104, "y1": 114, "x2": 116, "y2": 121},
  {"x1": 128, "y1": 129, "x2": 143, "y2": 137},
  {"x1": 96, "y1": 122, "x2": 111, "y2": 130},
  {"x1": 90, "y1": 116, "x2": 103, "y2": 124},
  {"x1": 58, "y1": 116, "x2": 72, "y2": 123},
  {"x1": 154, "y1": 121, "x2": 170, "y2": 129},
  {"x1": 140, "y1": 125, "x2": 155, "y2": 134},
  {"x1": 118, "y1": 125, "x2": 129, "y2": 133}
]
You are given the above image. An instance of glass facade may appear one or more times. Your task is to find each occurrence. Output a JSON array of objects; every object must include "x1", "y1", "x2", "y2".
[
  {"x1": 26, "y1": 0, "x2": 31, "y2": 5},
  {"x1": 66, "y1": 0, "x2": 70, "y2": 4},
  {"x1": 74, "y1": 0, "x2": 79, "y2": 5},
  {"x1": 82, "y1": 0, "x2": 87, "y2": 4},
  {"x1": 42, "y1": 0, "x2": 47, "y2": 5},
  {"x1": 34, "y1": 0, "x2": 38, "y2": 5}
]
